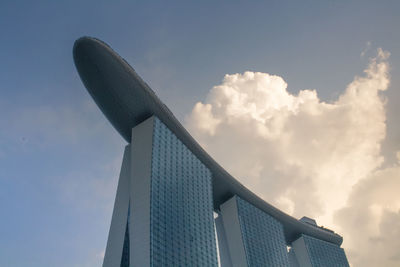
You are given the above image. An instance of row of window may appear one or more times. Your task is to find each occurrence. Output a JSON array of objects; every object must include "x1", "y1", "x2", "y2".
[
  {"x1": 150, "y1": 118, "x2": 218, "y2": 266},
  {"x1": 236, "y1": 197, "x2": 290, "y2": 267},
  {"x1": 302, "y1": 234, "x2": 349, "y2": 267}
]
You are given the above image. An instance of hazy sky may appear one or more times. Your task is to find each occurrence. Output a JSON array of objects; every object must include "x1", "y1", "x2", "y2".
[{"x1": 1, "y1": 1, "x2": 400, "y2": 266}]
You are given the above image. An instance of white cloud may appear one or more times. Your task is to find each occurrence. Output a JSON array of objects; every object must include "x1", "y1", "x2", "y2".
[
  {"x1": 186, "y1": 49, "x2": 392, "y2": 266},
  {"x1": 334, "y1": 156, "x2": 400, "y2": 267}
]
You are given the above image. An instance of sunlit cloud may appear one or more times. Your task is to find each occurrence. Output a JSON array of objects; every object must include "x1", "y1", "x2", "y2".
[{"x1": 186, "y1": 49, "x2": 393, "y2": 266}]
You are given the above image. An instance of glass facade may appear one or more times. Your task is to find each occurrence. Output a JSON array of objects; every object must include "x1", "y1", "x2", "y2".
[
  {"x1": 236, "y1": 196, "x2": 289, "y2": 267},
  {"x1": 302, "y1": 234, "x2": 349, "y2": 267},
  {"x1": 149, "y1": 118, "x2": 218, "y2": 266}
]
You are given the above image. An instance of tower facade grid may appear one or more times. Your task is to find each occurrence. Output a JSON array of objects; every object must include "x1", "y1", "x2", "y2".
[
  {"x1": 150, "y1": 117, "x2": 218, "y2": 266},
  {"x1": 236, "y1": 196, "x2": 290, "y2": 267},
  {"x1": 298, "y1": 234, "x2": 350, "y2": 267}
]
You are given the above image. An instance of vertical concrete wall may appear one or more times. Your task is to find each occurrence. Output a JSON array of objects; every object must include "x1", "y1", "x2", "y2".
[
  {"x1": 215, "y1": 214, "x2": 233, "y2": 267},
  {"x1": 103, "y1": 117, "x2": 155, "y2": 267},
  {"x1": 220, "y1": 196, "x2": 248, "y2": 267},
  {"x1": 288, "y1": 247, "x2": 301, "y2": 267},
  {"x1": 129, "y1": 117, "x2": 155, "y2": 267},
  {"x1": 291, "y1": 237, "x2": 313, "y2": 267},
  {"x1": 103, "y1": 145, "x2": 131, "y2": 267}
]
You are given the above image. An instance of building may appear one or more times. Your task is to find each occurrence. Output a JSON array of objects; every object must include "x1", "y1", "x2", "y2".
[
  {"x1": 290, "y1": 235, "x2": 349, "y2": 267},
  {"x1": 73, "y1": 37, "x2": 349, "y2": 267},
  {"x1": 218, "y1": 196, "x2": 289, "y2": 266}
]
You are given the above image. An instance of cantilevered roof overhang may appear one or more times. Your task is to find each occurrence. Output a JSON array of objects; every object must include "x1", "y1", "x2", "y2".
[{"x1": 73, "y1": 37, "x2": 343, "y2": 246}]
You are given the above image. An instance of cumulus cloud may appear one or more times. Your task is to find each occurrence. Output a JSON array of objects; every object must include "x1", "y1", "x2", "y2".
[
  {"x1": 186, "y1": 49, "x2": 393, "y2": 266},
  {"x1": 334, "y1": 155, "x2": 400, "y2": 266}
]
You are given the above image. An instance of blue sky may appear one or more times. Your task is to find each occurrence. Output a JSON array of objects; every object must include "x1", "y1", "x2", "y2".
[{"x1": 1, "y1": 1, "x2": 400, "y2": 266}]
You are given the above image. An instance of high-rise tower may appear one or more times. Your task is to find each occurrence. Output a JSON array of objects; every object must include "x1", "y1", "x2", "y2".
[{"x1": 73, "y1": 37, "x2": 349, "y2": 267}]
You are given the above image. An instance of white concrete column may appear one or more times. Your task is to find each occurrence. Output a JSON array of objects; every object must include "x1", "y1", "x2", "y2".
[
  {"x1": 220, "y1": 196, "x2": 248, "y2": 267},
  {"x1": 129, "y1": 117, "x2": 155, "y2": 267},
  {"x1": 291, "y1": 236, "x2": 312, "y2": 267},
  {"x1": 103, "y1": 145, "x2": 131, "y2": 267},
  {"x1": 215, "y1": 214, "x2": 233, "y2": 267}
]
